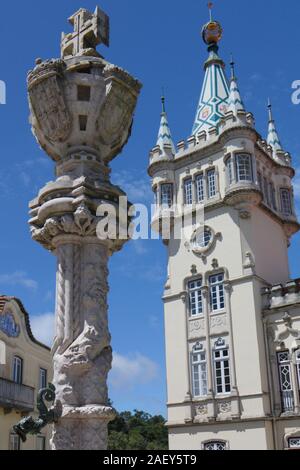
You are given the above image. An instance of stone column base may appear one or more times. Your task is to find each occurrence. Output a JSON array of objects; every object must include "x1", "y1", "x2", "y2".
[{"x1": 51, "y1": 405, "x2": 116, "y2": 450}]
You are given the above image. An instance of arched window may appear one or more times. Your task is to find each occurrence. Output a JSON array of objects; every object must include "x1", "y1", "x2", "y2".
[
  {"x1": 203, "y1": 440, "x2": 227, "y2": 450},
  {"x1": 235, "y1": 154, "x2": 253, "y2": 182}
]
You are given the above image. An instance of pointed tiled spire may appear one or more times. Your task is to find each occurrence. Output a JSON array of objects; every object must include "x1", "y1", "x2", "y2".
[
  {"x1": 156, "y1": 95, "x2": 176, "y2": 155},
  {"x1": 267, "y1": 99, "x2": 282, "y2": 153},
  {"x1": 228, "y1": 56, "x2": 245, "y2": 115},
  {"x1": 192, "y1": 9, "x2": 230, "y2": 136}
]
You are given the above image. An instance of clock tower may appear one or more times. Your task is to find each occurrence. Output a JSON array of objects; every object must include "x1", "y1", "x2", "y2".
[{"x1": 148, "y1": 11, "x2": 300, "y2": 450}]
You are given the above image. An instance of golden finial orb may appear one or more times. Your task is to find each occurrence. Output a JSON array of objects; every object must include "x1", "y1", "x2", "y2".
[{"x1": 202, "y1": 20, "x2": 223, "y2": 45}]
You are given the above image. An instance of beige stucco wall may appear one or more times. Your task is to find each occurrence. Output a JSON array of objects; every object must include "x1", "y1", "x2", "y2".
[
  {"x1": 0, "y1": 298, "x2": 52, "y2": 450},
  {"x1": 169, "y1": 420, "x2": 274, "y2": 450}
]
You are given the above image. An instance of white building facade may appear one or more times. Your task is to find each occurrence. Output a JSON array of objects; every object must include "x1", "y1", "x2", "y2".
[{"x1": 148, "y1": 16, "x2": 300, "y2": 450}]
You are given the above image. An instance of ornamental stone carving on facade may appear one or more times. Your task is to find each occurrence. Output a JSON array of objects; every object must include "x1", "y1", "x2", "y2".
[{"x1": 189, "y1": 319, "x2": 205, "y2": 338}]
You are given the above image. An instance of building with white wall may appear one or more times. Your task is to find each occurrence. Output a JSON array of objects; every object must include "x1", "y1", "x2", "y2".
[{"x1": 148, "y1": 14, "x2": 300, "y2": 450}]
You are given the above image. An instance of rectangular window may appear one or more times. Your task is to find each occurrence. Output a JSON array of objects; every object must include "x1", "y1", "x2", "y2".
[
  {"x1": 39, "y1": 368, "x2": 47, "y2": 390},
  {"x1": 36, "y1": 436, "x2": 46, "y2": 451},
  {"x1": 235, "y1": 154, "x2": 253, "y2": 182},
  {"x1": 280, "y1": 189, "x2": 292, "y2": 216},
  {"x1": 226, "y1": 157, "x2": 234, "y2": 185},
  {"x1": 277, "y1": 351, "x2": 294, "y2": 412},
  {"x1": 79, "y1": 115, "x2": 88, "y2": 131},
  {"x1": 257, "y1": 171, "x2": 263, "y2": 195},
  {"x1": 270, "y1": 182, "x2": 277, "y2": 210},
  {"x1": 196, "y1": 174, "x2": 205, "y2": 202},
  {"x1": 263, "y1": 177, "x2": 270, "y2": 206},
  {"x1": 207, "y1": 170, "x2": 216, "y2": 198},
  {"x1": 188, "y1": 279, "x2": 203, "y2": 316},
  {"x1": 191, "y1": 349, "x2": 207, "y2": 397},
  {"x1": 184, "y1": 178, "x2": 193, "y2": 205},
  {"x1": 214, "y1": 348, "x2": 231, "y2": 394},
  {"x1": 209, "y1": 274, "x2": 225, "y2": 312},
  {"x1": 77, "y1": 85, "x2": 91, "y2": 101},
  {"x1": 13, "y1": 356, "x2": 23, "y2": 385},
  {"x1": 9, "y1": 433, "x2": 20, "y2": 451},
  {"x1": 160, "y1": 184, "x2": 173, "y2": 208}
]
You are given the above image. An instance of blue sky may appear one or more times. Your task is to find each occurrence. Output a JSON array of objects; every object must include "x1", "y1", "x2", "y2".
[{"x1": 0, "y1": 0, "x2": 300, "y2": 417}]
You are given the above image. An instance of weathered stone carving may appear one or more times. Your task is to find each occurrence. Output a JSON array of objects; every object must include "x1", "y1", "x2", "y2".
[
  {"x1": 195, "y1": 404, "x2": 208, "y2": 415},
  {"x1": 218, "y1": 401, "x2": 232, "y2": 414},
  {"x1": 28, "y1": 6, "x2": 142, "y2": 450},
  {"x1": 189, "y1": 319, "x2": 205, "y2": 338}
]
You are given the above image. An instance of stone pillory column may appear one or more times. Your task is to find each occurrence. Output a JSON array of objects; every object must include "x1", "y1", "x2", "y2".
[{"x1": 27, "y1": 6, "x2": 142, "y2": 450}]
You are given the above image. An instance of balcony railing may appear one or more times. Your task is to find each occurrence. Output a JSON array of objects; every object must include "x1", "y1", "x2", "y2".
[
  {"x1": 281, "y1": 390, "x2": 295, "y2": 413},
  {"x1": 0, "y1": 377, "x2": 34, "y2": 412}
]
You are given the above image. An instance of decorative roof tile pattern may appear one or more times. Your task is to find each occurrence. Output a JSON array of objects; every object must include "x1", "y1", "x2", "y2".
[
  {"x1": 156, "y1": 97, "x2": 176, "y2": 155},
  {"x1": 267, "y1": 100, "x2": 282, "y2": 153},
  {"x1": 0, "y1": 295, "x2": 50, "y2": 351},
  {"x1": 228, "y1": 59, "x2": 245, "y2": 115},
  {"x1": 192, "y1": 58, "x2": 229, "y2": 136}
]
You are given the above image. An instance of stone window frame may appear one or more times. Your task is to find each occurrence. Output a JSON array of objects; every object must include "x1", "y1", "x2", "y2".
[
  {"x1": 212, "y1": 339, "x2": 232, "y2": 396},
  {"x1": 160, "y1": 182, "x2": 174, "y2": 208},
  {"x1": 280, "y1": 187, "x2": 293, "y2": 217},
  {"x1": 277, "y1": 350, "x2": 294, "y2": 413},
  {"x1": 206, "y1": 167, "x2": 217, "y2": 199},
  {"x1": 284, "y1": 429, "x2": 300, "y2": 450},
  {"x1": 190, "y1": 342, "x2": 208, "y2": 398},
  {"x1": 187, "y1": 277, "x2": 204, "y2": 318},
  {"x1": 183, "y1": 176, "x2": 194, "y2": 206},
  {"x1": 190, "y1": 225, "x2": 216, "y2": 255},
  {"x1": 12, "y1": 355, "x2": 23, "y2": 385},
  {"x1": 39, "y1": 367, "x2": 47, "y2": 390},
  {"x1": 201, "y1": 439, "x2": 229, "y2": 450},
  {"x1": 209, "y1": 272, "x2": 226, "y2": 313},
  {"x1": 195, "y1": 172, "x2": 206, "y2": 203},
  {"x1": 235, "y1": 153, "x2": 254, "y2": 183},
  {"x1": 224, "y1": 151, "x2": 256, "y2": 187}
]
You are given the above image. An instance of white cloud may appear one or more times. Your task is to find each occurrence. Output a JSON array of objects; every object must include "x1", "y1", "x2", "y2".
[
  {"x1": 109, "y1": 352, "x2": 159, "y2": 390},
  {"x1": 112, "y1": 170, "x2": 153, "y2": 205},
  {"x1": 132, "y1": 239, "x2": 148, "y2": 255},
  {"x1": 30, "y1": 313, "x2": 55, "y2": 347},
  {"x1": 293, "y1": 167, "x2": 300, "y2": 199},
  {"x1": 0, "y1": 271, "x2": 38, "y2": 291}
]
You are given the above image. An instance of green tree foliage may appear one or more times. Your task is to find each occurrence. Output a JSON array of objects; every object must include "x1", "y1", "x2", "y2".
[{"x1": 108, "y1": 409, "x2": 168, "y2": 450}]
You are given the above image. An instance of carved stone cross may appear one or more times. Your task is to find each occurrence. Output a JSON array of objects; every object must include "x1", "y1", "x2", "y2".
[{"x1": 61, "y1": 6, "x2": 109, "y2": 58}]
